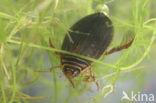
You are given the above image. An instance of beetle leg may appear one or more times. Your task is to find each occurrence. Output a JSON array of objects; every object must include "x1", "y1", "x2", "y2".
[
  {"x1": 49, "y1": 38, "x2": 60, "y2": 56},
  {"x1": 89, "y1": 67, "x2": 100, "y2": 89},
  {"x1": 83, "y1": 68, "x2": 100, "y2": 89},
  {"x1": 104, "y1": 38, "x2": 134, "y2": 55}
]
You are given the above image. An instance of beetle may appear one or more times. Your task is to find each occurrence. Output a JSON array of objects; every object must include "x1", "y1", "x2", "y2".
[{"x1": 49, "y1": 12, "x2": 134, "y2": 88}]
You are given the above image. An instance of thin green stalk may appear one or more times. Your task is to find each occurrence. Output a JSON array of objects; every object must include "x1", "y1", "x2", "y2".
[
  {"x1": 46, "y1": 50, "x2": 58, "y2": 103},
  {"x1": 0, "y1": 64, "x2": 7, "y2": 103},
  {"x1": 52, "y1": 70, "x2": 58, "y2": 103},
  {"x1": 9, "y1": 64, "x2": 17, "y2": 103},
  {"x1": 0, "y1": 12, "x2": 16, "y2": 20},
  {"x1": 144, "y1": 18, "x2": 156, "y2": 24},
  {"x1": 7, "y1": 39, "x2": 116, "y2": 69},
  {"x1": 0, "y1": 44, "x2": 7, "y2": 103},
  {"x1": 7, "y1": 26, "x2": 156, "y2": 72}
]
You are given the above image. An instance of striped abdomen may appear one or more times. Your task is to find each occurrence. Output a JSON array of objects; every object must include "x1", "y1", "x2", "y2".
[{"x1": 61, "y1": 55, "x2": 90, "y2": 78}]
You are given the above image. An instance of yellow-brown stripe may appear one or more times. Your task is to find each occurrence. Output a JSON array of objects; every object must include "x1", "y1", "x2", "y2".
[{"x1": 61, "y1": 55, "x2": 90, "y2": 73}]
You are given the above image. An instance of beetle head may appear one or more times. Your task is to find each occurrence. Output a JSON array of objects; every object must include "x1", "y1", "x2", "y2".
[
  {"x1": 63, "y1": 67, "x2": 80, "y2": 87},
  {"x1": 63, "y1": 68, "x2": 80, "y2": 78}
]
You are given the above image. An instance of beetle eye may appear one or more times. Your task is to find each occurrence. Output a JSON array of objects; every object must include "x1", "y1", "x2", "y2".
[{"x1": 73, "y1": 71, "x2": 79, "y2": 77}]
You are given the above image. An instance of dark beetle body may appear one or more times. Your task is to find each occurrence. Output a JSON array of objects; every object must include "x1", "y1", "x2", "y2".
[{"x1": 61, "y1": 12, "x2": 114, "y2": 80}]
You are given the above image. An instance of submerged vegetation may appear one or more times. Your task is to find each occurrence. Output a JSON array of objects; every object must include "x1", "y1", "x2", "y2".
[{"x1": 0, "y1": 0, "x2": 156, "y2": 103}]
